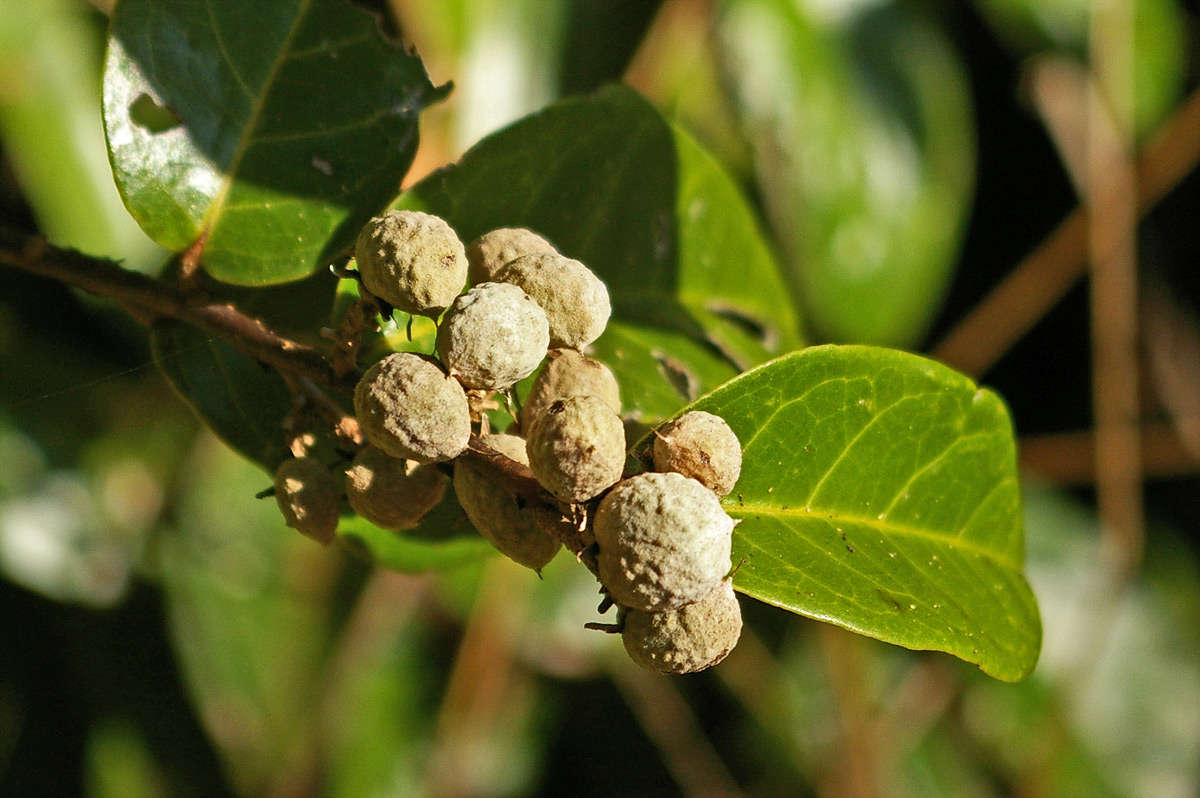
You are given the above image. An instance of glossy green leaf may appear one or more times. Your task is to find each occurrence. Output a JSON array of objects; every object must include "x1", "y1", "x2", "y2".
[
  {"x1": 102, "y1": 0, "x2": 447, "y2": 285},
  {"x1": 720, "y1": 0, "x2": 975, "y2": 346},
  {"x1": 400, "y1": 84, "x2": 801, "y2": 424},
  {"x1": 973, "y1": 0, "x2": 1184, "y2": 138},
  {"x1": 151, "y1": 320, "x2": 294, "y2": 471},
  {"x1": 672, "y1": 345, "x2": 1040, "y2": 681}
]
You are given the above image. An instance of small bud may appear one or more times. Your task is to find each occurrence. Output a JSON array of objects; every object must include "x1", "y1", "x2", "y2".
[
  {"x1": 623, "y1": 579, "x2": 743, "y2": 674},
  {"x1": 274, "y1": 457, "x2": 340, "y2": 544},
  {"x1": 354, "y1": 352, "x2": 471, "y2": 463}
]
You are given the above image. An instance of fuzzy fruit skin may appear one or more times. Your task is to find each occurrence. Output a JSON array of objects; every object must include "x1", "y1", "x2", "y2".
[
  {"x1": 355, "y1": 210, "x2": 467, "y2": 317},
  {"x1": 345, "y1": 446, "x2": 447, "y2": 530},
  {"x1": 493, "y1": 252, "x2": 611, "y2": 350},
  {"x1": 652, "y1": 411, "x2": 742, "y2": 497},
  {"x1": 623, "y1": 579, "x2": 743, "y2": 674},
  {"x1": 520, "y1": 348, "x2": 620, "y2": 431},
  {"x1": 436, "y1": 282, "x2": 550, "y2": 391},
  {"x1": 525, "y1": 395, "x2": 625, "y2": 503},
  {"x1": 595, "y1": 472, "x2": 734, "y2": 612},
  {"x1": 454, "y1": 433, "x2": 560, "y2": 571},
  {"x1": 466, "y1": 227, "x2": 556, "y2": 285},
  {"x1": 274, "y1": 457, "x2": 340, "y2": 544},
  {"x1": 354, "y1": 353, "x2": 470, "y2": 463}
]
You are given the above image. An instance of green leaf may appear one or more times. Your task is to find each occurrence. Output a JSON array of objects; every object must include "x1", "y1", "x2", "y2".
[
  {"x1": 151, "y1": 320, "x2": 293, "y2": 471},
  {"x1": 400, "y1": 84, "x2": 801, "y2": 424},
  {"x1": 720, "y1": 0, "x2": 975, "y2": 346},
  {"x1": 674, "y1": 345, "x2": 1040, "y2": 681},
  {"x1": 102, "y1": 0, "x2": 447, "y2": 285}
]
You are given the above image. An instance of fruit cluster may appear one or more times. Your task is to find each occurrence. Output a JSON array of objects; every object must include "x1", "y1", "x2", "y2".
[{"x1": 272, "y1": 210, "x2": 744, "y2": 673}]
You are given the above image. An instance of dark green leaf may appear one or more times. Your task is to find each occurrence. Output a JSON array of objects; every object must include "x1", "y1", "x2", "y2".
[
  {"x1": 103, "y1": 0, "x2": 447, "y2": 285},
  {"x1": 400, "y1": 84, "x2": 801, "y2": 423},
  {"x1": 720, "y1": 0, "x2": 974, "y2": 346},
  {"x1": 151, "y1": 320, "x2": 293, "y2": 471},
  {"x1": 668, "y1": 345, "x2": 1040, "y2": 681}
]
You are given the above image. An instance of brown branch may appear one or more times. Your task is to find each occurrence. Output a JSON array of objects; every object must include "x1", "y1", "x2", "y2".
[
  {"x1": 933, "y1": 83, "x2": 1200, "y2": 377},
  {"x1": 0, "y1": 228, "x2": 347, "y2": 389}
]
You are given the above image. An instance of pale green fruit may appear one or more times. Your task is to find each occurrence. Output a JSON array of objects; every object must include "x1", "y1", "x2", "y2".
[
  {"x1": 454, "y1": 433, "x2": 559, "y2": 572},
  {"x1": 355, "y1": 210, "x2": 467, "y2": 317},
  {"x1": 345, "y1": 446, "x2": 447, "y2": 530},
  {"x1": 466, "y1": 227, "x2": 557, "y2": 285},
  {"x1": 493, "y1": 252, "x2": 610, "y2": 350},
  {"x1": 595, "y1": 472, "x2": 734, "y2": 612},
  {"x1": 437, "y1": 282, "x2": 549, "y2": 391},
  {"x1": 525, "y1": 395, "x2": 624, "y2": 503},
  {"x1": 353, "y1": 352, "x2": 470, "y2": 463},
  {"x1": 653, "y1": 411, "x2": 742, "y2": 497},
  {"x1": 274, "y1": 457, "x2": 340, "y2": 544},
  {"x1": 623, "y1": 579, "x2": 743, "y2": 674}
]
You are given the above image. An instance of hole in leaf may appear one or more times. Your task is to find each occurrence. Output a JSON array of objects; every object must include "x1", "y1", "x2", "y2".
[
  {"x1": 652, "y1": 350, "x2": 699, "y2": 401},
  {"x1": 129, "y1": 93, "x2": 181, "y2": 133},
  {"x1": 705, "y1": 302, "x2": 778, "y2": 352}
]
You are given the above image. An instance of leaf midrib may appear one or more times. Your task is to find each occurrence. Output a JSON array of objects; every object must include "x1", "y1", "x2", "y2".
[
  {"x1": 201, "y1": 0, "x2": 313, "y2": 236},
  {"x1": 729, "y1": 501, "x2": 1019, "y2": 570}
]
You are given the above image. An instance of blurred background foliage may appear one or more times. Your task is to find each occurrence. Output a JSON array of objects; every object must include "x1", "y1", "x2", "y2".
[{"x1": 2, "y1": 0, "x2": 1199, "y2": 795}]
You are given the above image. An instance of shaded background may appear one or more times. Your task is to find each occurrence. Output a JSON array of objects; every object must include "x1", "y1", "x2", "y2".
[{"x1": 2, "y1": 0, "x2": 1199, "y2": 795}]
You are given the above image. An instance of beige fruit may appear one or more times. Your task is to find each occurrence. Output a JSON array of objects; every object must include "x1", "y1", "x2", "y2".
[
  {"x1": 520, "y1": 348, "x2": 620, "y2": 431},
  {"x1": 525, "y1": 395, "x2": 625, "y2": 503},
  {"x1": 436, "y1": 282, "x2": 550, "y2": 391},
  {"x1": 492, "y1": 252, "x2": 610, "y2": 350},
  {"x1": 454, "y1": 433, "x2": 559, "y2": 572},
  {"x1": 623, "y1": 579, "x2": 743, "y2": 674},
  {"x1": 353, "y1": 352, "x2": 470, "y2": 463},
  {"x1": 594, "y1": 472, "x2": 734, "y2": 612},
  {"x1": 274, "y1": 457, "x2": 340, "y2": 544},
  {"x1": 345, "y1": 446, "x2": 447, "y2": 530},
  {"x1": 652, "y1": 411, "x2": 742, "y2": 497},
  {"x1": 466, "y1": 227, "x2": 557, "y2": 285},
  {"x1": 355, "y1": 210, "x2": 467, "y2": 317}
]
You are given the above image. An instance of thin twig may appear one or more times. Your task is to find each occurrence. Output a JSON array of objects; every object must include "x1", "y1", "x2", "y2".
[
  {"x1": 933, "y1": 84, "x2": 1200, "y2": 377},
  {"x1": 0, "y1": 228, "x2": 346, "y2": 389},
  {"x1": 1019, "y1": 422, "x2": 1200, "y2": 483}
]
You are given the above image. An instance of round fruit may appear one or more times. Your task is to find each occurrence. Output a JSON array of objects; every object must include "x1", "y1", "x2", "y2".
[
  {"x1": 623, "y1": 579, "x2": 743, "y2": 674},
  {"x1": 525, "y1": 395, "x2": 625, "y2": 503},
  {"x1": 353, "y1": 352, "x2": 471, "y2": 463},
  {"x1": 520, "y1": 348, "x2": 620, "y2": 431},
  {"x1": 454, "y1": 433, "x2": 560, "y2": 572},
  {"x1": 436, "y1": 282, "x2": 550, "y2": 391},
  {"x1": 466, "y1": 227, "x2": 557, "y2": 285},
  {"x1": 345, "y1": 446, "x2": 447, "y2": 530},
  {"x1": 594, "y1": 472, "x2": 734, "y2": 611},
  {"x1": 652, "y1": 411, "x2": 742, "y2": 497},
  {"x1": 355, "y1": 210, "x2": 467, "y2": 317},
  {"x1": 492, "y1": 252, "x2": 610, "y2": 350},
  {"x1": 274, "y1": 457, "x2": 340, "y2": 544}
]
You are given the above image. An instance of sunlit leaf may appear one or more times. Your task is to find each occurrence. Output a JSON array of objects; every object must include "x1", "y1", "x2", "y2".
[
  {"x1": 661, "y1": 345, "x2": 1040, "y2": 681},
  {"x1": 103, "y1": 0, "x2": 447, "y2": 284}
]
